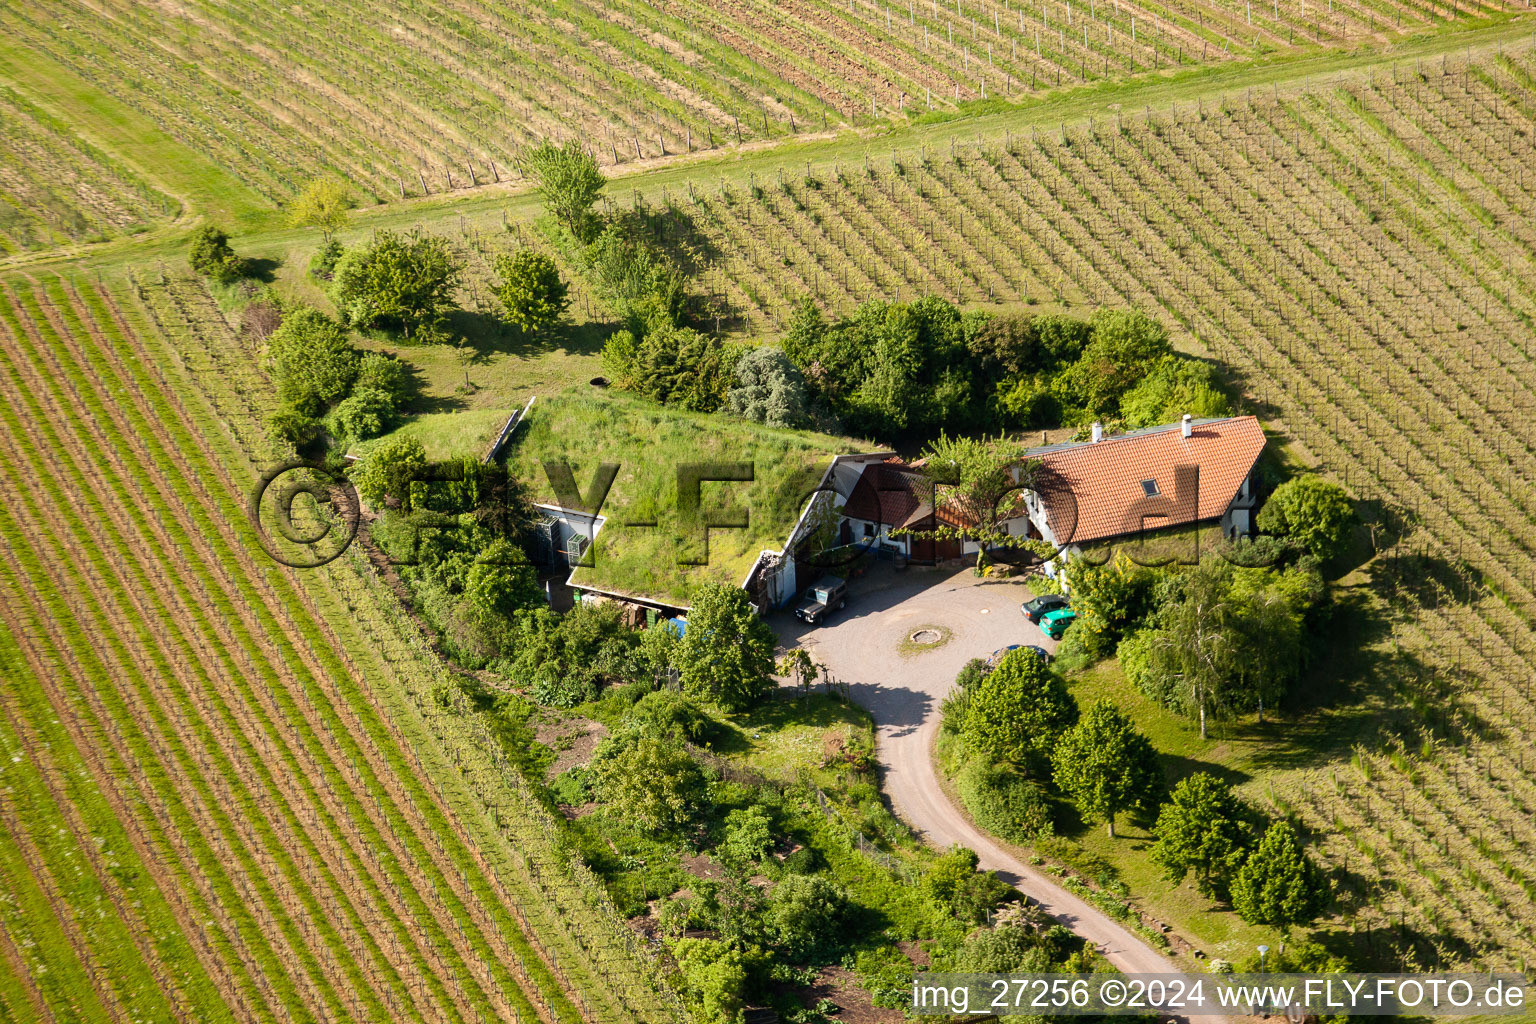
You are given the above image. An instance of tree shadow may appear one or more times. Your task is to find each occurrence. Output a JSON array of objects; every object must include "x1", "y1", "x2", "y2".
[
  {"x1": 443, "y1": 306, "x2": 613, "y2": 361},
  {"x1": 240, "y1": 255, "x2": 281, "y2": 284},
  {"x1": 1238, "y1": 589, "x2": 1407, "y2": 772},
  {"x1": 1155, "y1": 752, "x2": 1252, "y2": 792}
]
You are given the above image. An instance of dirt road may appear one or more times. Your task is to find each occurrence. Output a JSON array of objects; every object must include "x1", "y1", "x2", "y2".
[{"x1": 774, "y1": 563, "x2": 1181, "y2": 976}]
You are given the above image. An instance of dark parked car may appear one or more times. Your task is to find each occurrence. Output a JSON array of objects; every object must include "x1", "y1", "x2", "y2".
[
  {"x1": 1021, "y1": 593, "x2": 1070, "y2": 623},
  {"x1": 986, "y1": 644, "x2": 1025, "y2": 669},
  {"x1": 795, "y1": 577, "x2": 848, "y2": 624},
  {"x1": 988, "y1": 644, "x2": 1052, "y2": 670}
]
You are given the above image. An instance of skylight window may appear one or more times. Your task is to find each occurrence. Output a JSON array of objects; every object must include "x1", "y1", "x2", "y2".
[{"x1": 1140, "y1": 479, "x2": 1160, "y2": 497}]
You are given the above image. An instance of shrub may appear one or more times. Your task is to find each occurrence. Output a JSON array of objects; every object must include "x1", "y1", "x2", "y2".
[
  {"x1": 262, "y1": 306, "x2": 359, "y2": 412},
  {"x1": 349, "y1": 433, "x2": 426, "y2": 506},
  {"x1": 630, "y1": 325, "x2": 734, "y2": 412},
  {"x1": 925, "y1": 846, "x2": 1014, "y2": 925},
  {"x1": 589, "y1": 732, "x2": 707, "y2": 834},
  {"x1": 239, "y1": 299, "x2": 283, "y2": 341},
  {"x1": 188, "y1": 225, "x2": 242, "y2": 283},
  {"x1": 672, "y1": 938, "x2": 752, "y2": 1024},
  {"x1": 719, "y1": 806, "x2": 774, "y2": 866},
  {"x1": 625, "y1": 690, "x2": 710, "y2": 741},
  {"x1": 327, "y1": 386, "x2": 395, "y2": 443},
  {"x1": 510, "y1": 602, "x2": 643, "y2": 707},
  {"x1": 952, "y1": 925, "x2": 1052, "y2": 973},
  {"x1": 354, "y1": 352, "x2": 410, "y2": 406},
  {"x1": 582, "y1": 225, "x2": 685, "y2": 329},
  {"x1": 492, "y1": 249, "x2": 570, "y2": 336},
  {"x1": 265, "y1": 405, "x2": 321, "y2": 447},
  {"x1": 331, "y1": 230, "x2": 460, "y2": 337},
  {"x1": 767, "y1": 874, "x2": 850, "y2": 959},
  {"x1": 956, "y1": 757, "x2": 1054, "y2": 844},
  {"x1": 308, "y1": 238, "x2": 345, "y2": 280}
]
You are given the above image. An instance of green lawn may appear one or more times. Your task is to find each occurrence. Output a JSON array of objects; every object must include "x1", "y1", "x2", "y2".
[
  {"x1": 360, "y1": 409, "x2": 517, "y2": 462},
  {"x1": 1049, "y1": 583, "x2": 1399, "y2": 962},
  {"x1": 502, "y1": 388, "x2": 874, "y2": 607},
  {"x1": 701, "y1": 693, "x2": 876, "y2": 789}
]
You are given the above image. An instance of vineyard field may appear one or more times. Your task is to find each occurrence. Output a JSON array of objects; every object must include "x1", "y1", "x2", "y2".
[
  {"x1": 0, "y1": 271, "x2": 681, "y2": 1022},
  {"x1": 0, "y1": 84, "x2": 178, "y2": 254},
  {"x1": 1, "y1": 0, "x2": 1523, "y2": 212}
]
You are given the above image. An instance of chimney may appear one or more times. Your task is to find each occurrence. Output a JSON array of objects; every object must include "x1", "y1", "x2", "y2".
[
  {"x1": 1091, "y1": 421, "x2": 1103, "y2": 443},
  {"x1": 1181, "y1": 414, "x2": 1193, "y2": 438}
]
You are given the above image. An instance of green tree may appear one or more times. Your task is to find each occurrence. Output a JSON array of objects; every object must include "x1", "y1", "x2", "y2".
[
  {"x1": 672, "y1": 938, "x2": 751, "y2": 1024},
  {"x1": 349, "y1": 434, "x2": 427, "y2": 506},
  {"x1": 719, "y1": 806, "x2": 774, "y2": 867},
  {"x1": 1149, "y1": 772, "x2": 1261, "y2": 901},
  {"x1": 492, "y1": 250, "x2": 569, "y2": 337},
  {"x1": 1141, "y1": 563, "x2": 1243, "y2": 740},
  {"x1": 629, "y1": 325, "x2": 733, "y2": 412},
  {"x1": 899, "y1": 433, "x2": 1045, "y2": 571},
  {"x1": 524, "y1": 140, "x2": 606, "y2": 243},
  {"x1": 327, "y1": 387, "x2": 395, "y2": 443},
  {"x1": 188, "y1": 225, "x2": 242, "y2": 283},
  {"x1": 1052, "y1": 699, "x2": 1162, "y2": 837},
  {"x1": 261, "y1": 306, "x2": 359, "y2": 413},
  {"x1": 589, "y1": 732, "x2": 707, "y2": 834},
  {"x1": 1064, "y1": 551, "x2": 1158, "y2": 657},
  {"x1": 1140, "y1": 561, "x2": 1313, "y2": 737},
  {"x1": 726, "y1": 346, "x2": 810, "y2": 429},
  {"x1": 331, "y1": 230, "x2": 460, "y2": 337},
  {"x1": 677, "y1": 584, "x2": 776, "y2": 711},
  {"x1": 287, "y1": 177, "x2": 352, "y2": 240},
  {"x1": 1118, "y1": 354, "x2": 1231, "y2": 429},
  {"x1": 777, "y1": 647, "x2": 820, "y2": 700},
  {"x1": 638, "y1": 620, "x2": 680, "y2": 682},
  {"x1": 463, "y1": 540, "x2": 542, "y2": 624},
  {"x1": 1055, "y1": 307, "x2": 1172, "y2": 416},
  {"x1": 1230, "y1": 821, "x2": 1329, "y2": 937},
  {"x1": 960, "y1": 649, "x2": 1077, "y2": 773},
  {"x1": 582, "y1": 226, "x2": 686, "y2": 331},
  {"x1": 1257, "y1": 475, "x2": 1356, "y2": 562},
  {"x1": 766, "y1": 874, "x2": 850, "y2": 959}
]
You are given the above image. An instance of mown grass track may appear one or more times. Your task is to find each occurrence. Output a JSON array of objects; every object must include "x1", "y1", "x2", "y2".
[{"x1": 0, "y1": 272, "x2": 683, "y2": 1021}]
